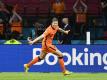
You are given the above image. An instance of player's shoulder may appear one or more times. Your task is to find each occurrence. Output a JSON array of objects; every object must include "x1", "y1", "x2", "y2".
[
  {"x1": 44, "y1": 26, "x2": 51, "y2": 33},
  {"x1": 46, "y1": 25, "x2": 52, "y2": 30},
  {"x1": 46, "y1": 25, "x2": 59, "y2": 31}
]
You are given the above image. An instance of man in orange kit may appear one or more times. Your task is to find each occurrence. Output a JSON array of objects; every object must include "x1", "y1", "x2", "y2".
[{"x1": 24, "y1": 17, "x2": 71, "y2": 75}]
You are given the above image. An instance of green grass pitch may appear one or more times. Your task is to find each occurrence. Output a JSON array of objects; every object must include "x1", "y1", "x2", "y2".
[{"x1": 0, "y1": 72, "x2": 107, "y2": 80}]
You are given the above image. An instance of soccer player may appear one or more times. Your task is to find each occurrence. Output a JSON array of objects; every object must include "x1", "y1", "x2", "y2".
[{"x1": 24, "y1": 17, "x2": 71, "y2": 75}]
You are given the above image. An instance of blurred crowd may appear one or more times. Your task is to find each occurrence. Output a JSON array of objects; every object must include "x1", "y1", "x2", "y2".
[{"x1": 0, "y1": 0, "x2": 107, "y2": 44}]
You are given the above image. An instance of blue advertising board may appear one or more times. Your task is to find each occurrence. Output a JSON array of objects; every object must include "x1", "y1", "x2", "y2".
[{"x1": 0, "y1": 45, "x2": 107, "y2": 72}]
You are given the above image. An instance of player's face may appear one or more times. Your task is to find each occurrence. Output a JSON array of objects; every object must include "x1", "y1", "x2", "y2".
[{"x1": 52, "y1": 21, "x2": 58, "y2": 29}]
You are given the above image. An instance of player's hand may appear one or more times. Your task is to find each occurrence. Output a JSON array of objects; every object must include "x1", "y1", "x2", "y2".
[
  {"x1": 27, "y1": 37, "x2": 34, "y2": 45},
  {"x1": 65, "y1": 30, "x2": 70, "y2": 34},
  {"x1": 28, "y1": 40, "x2": 34, "y2": 45}
]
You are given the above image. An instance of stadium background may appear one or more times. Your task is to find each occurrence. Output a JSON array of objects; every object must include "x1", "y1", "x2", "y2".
[
  {"x1": 0, "y1": 0, "x2": 107, "y2": 80},
  {"x1": 0, "y1": 0, "x2": 107, "y2": 44}
]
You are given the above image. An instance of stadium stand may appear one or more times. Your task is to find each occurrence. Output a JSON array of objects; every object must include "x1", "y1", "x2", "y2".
[{"x1": 0, "y1": 0, "x2": 106, "y2": 44}]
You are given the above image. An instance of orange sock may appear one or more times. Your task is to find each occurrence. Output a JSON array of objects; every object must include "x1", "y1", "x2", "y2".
[
  {"x1": 27, "y1": 57, "x2": 39, "y2": 67},
  {"x1": 58, "y1": 58, "x2": 66, "y2": 72}
]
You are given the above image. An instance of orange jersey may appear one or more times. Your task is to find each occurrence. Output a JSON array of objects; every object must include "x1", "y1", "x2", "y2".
[
  {"x1": 52, "y1": 2, "x2": 65, "y2": 14},
  {"x1": 0, "y1": 24, "x2": 3, "y2": 34},
  {"x1": 42, "y1": 25, "x2": 59, "y2": 45},
  {"x1": 11, "y1": 22, "x2": 22, "y2": 33},
  {"x1": 76, "y1": 13, "x2": 87, "y2": 23},
  {"x1": 42, "y1": 25, "x2": 59, "y2": 53}
]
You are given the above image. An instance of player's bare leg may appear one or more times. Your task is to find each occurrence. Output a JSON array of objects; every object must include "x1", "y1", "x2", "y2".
[
  {"x1": 24, "y1": 51, "x2": 47, "y2": 72},
  {"x1": 53, "y1": 48, "x2": 71, "y2": 75}
]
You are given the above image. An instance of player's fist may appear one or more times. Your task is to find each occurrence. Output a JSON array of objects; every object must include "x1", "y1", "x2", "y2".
[
  {"x1": 27, "y1": 37, "x2": 34, "y2": 45},
  {"x1": 28, "y1": 41, "x2": 34, "y2": 45},
  {"x1": 65, "y1": 30, "x2": 70, "y2": 34}
]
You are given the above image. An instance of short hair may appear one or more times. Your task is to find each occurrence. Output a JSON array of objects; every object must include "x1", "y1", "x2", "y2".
[{"x1": 52, "y1": 17, "x2": 58, "y2": 22}]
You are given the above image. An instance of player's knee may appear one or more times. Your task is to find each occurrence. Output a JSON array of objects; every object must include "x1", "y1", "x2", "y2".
[
  {"x1": 38, "y1": 56, "x2": 44, "y2": 61},
  {"x1": 60, "y1": 54, "x2": 63, "y2": 57},
  {"x1": 58, "y1": 54, "x2": 63, "y2": 59}
]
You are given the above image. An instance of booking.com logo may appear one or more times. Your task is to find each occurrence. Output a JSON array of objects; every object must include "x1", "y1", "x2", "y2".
[{"x1": 33, "y1": 48, "x2": 107, "y2": 70}]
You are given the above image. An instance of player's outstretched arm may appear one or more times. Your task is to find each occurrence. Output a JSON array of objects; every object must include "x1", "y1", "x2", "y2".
[
  {"x1": 28, "y1": 34, "x2": 44, "y2": 45},
  {"x1": 59, "y1": 28, "x2": 70, "y2": 35}
]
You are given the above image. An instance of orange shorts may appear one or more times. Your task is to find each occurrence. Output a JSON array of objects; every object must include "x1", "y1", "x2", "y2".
[{"x1": 42, "y1": 44, "x2": 56, "y2": 53}]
